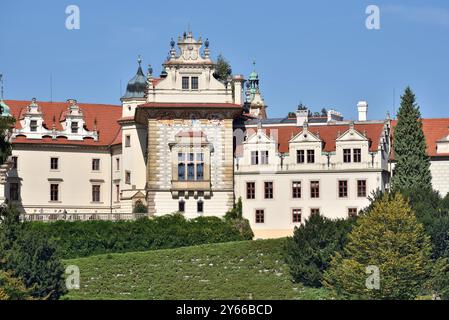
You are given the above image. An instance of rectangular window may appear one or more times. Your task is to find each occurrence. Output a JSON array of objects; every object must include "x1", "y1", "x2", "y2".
[
  {"x1": 116, "y1": 158, "x2": 120, "y2": 171},
  {"x1": 71, "y1": 121, "x2": 79, "y2": 134},
  {"x1": 191, "y1": 77, "x2": 199, "y2": 90},
  {"x1": 187, "y1": 163, "x2": 195, "y2": 181},
  {"x1": 92, "y1": 185, "x2": 100, "y2": 202},
  {"x1": 357, "y1": 180, "x2": 367, "y2": 197},
  {"x1": 182, "y1": 77, "x2": 189, "y2": 90},
  {"x1": 246, "y1": 182, "x2": 255, "y2": 199},
  {"x1": 348, "y1": 208, "x2": 358, "y2": 218},
  {"x1": 264, "y1": 181, "x2": 274, "y2": 199},
  {"x1": 251, "y1": 151, "x2": 259, "y2": 165},
  {"x1": 9, "y1": 183, "x2": 19, "y2": 201},
  {"x1": 125, "y1": 171, "x2": 131, "y2": 185},
  {"x1": 343, "y1": 149, "x2": 352, "y2": 163},
  {"x1": 125, "y1": 135, "x2": 131, "y2": 147},
  {"x1": 92, "y1": 159, "x2": 100, "y2": 171},
  {"x1": 12, "y1": 156, "x2": 18, "y2": 169},
  {"x1": 307, "y1": 150, "x2": 315, "y2": 163},
  {"x1": 339, "y1": 180, "x2": 348, "y2": 198},
  {"x1": 196, "y1": 153, "x2": 204, "y2": 181},
  {"x1": 260, "y1": 151, "x2": 269, "y2": 165},
  {"x1": 292, "y1": 208, "x2": 302, "y2": 223},
  {"x1": 353, "y1": 149, "x2": 362, "y2": 163},
  {"x1": 116, "y1": 184, "x2": 120, "y2": 202},
  {"x1": 50, "y1": 184, "x2": 59, "y2": 202},
  {"x1": 50, "y1": 157, "x2": 59, "y2": 170},
  {"x1": 30, "y1": 120, "x2": 38, "y2": 132},
  {"x1": 177, "y1": 152, "x2": 204, "y2": 181},
  {"x1": 296, "y1": 150, "x2": 305, "y2": 164},
  {"x1": 196, "y1": 163, "x2": 204, "y2": 181},
  {"x1": 178, "y1": 163, "x2": 186, "y2": 181},
  {"x1": 197, "y1": 200, "x2": 203, "y2": 213},
  {"x1": 255, "y1": 209, "x2": 265, "y2": 224},
  {"x1": 179, "y1": 200, "x2": 185, "y2": 213},
  {"x1": 292, "y1": 181, "x2": 301, "y2": 199},
  {"x1": 310, "y1": 181, "x2": 320, "y2": 198},
  {"x1": 311, "y1": 208, "x2": 320, "y2": 216}
]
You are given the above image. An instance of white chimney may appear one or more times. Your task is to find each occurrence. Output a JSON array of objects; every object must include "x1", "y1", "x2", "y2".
[
  {"x1": 357, "y1": 101, "x2": 368, "y2": 121},
  {"x1": 296, "y1": 108, "x2": 309, "y2": 126}
]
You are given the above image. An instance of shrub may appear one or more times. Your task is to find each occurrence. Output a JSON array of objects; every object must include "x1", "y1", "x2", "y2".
[
  {"x1": 285, "y1": 213, "x2": 354, "y2": 287},
  {"x1": 323, "y1": 193, "x2": 433, "y2": 300},
  {"x1": 224, "y1": 198, "x2": 254, "y2": 240},
  {"x1": 5, "y1": 230, "x2": 67, "y2": 300},
  {"x1": 133, "y1": 202, "x2": 148, "y2": 214},
  {"x1": 0, "y1": 205, "x2": 66, "y2": 300},
  {"x1": 0, "y1": 270, "x2": 33, "y2": 300},
  {"x1": 26, "y1": 214, "x2": 253, "y2": 259}
]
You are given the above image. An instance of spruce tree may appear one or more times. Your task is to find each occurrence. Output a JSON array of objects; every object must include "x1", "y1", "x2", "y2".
[
  {"x1": 392, "y1": 87, "x2": 432, "y2": 192},
  {"x1": 322, "y1": 193, "x2": 432, "y2": 300}
]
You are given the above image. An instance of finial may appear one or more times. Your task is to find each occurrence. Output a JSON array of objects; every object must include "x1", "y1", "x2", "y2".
[
  {"x1": 253, "y1": 60, "x2": 256, "y2": 70},
  {"x1": 205, "y1": 38, "x2": 209, "y2": 48},
  {"x1": 170, "y1": 38, "x2": 175, "y2": 48},
  {"x1": 137, "y1": 55, "x2": 142, "y2": 67},
  {"x1": 147, "y1": 64, "x2": 153, "y2": 76}
]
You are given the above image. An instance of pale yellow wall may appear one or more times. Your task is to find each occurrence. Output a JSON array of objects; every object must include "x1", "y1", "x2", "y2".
[
  {"x1": 9, "y1": 146, "x2": 118, "y2": 214},
  {"x1": 235, "y1": 170, "x2": 384, "y2": 239}
]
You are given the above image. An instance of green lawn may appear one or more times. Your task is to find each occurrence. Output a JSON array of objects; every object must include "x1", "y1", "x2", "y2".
[{"x1": 63, "y1": 238, "x2": 331, "y2": 300}]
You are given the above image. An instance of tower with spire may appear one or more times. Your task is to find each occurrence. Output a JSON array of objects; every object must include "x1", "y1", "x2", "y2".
[{"x1": 245, "y1": 62, "x2": 267, "y2": 119}]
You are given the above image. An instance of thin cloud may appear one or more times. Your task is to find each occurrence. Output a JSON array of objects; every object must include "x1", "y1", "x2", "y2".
[{"x1": 383, "y1": 4, "x2": 449, "y2": 28}]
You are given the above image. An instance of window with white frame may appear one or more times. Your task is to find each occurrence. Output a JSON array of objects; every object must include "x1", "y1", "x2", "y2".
[
  {"x1": 50, "y1": 157, "x2": 59, "y2": 170},
  {"x1": 177, "y1": 152, "x2": 204, "y2": 181},
  {"x1": 260, "y1": 151, "x2": 269, "y2": 164},
  {"x1": 251, "y1": 151, "x2": 259, "y2": 165}
]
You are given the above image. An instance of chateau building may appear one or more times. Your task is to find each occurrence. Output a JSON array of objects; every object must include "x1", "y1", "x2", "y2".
[{"x1": 1, "y1": 31, "x2": 449, "y2": 238}]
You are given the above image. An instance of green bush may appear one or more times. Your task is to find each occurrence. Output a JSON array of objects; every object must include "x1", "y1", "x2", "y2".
[
  {"x1": 285, "y1": 213, "x2": 355, "y2": 287},
  {"x1": 133, "y1": 202, "x2": 148, "y2": 214},
  {"x1": 26, "y1": 214, "x2": 252, "y2": 259},
  {"x1": 323, "y1": 193, "x2": 433, "y2": 300},
  {"x1": 1, "y1": 205, "x2": 66, "y2": 300}
]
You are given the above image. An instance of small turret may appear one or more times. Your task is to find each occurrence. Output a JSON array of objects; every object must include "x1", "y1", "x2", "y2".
[{"x1": 122, "y1": 56, "x2": 147, "y2": 99}]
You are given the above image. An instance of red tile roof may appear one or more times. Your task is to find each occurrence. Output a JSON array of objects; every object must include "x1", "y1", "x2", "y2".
[
  {"x1": 254, "y1": 123, "x2": 386, "y2": 154},
  {"x1": 5, "y1": 100, "x2": 122, "y2": 147},
  {"x1": 391, "y1": 118, "x2": 449, "y2": 157}
]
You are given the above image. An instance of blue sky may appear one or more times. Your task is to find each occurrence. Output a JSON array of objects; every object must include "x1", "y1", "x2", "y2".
[{"x1": 1, "y1": 0, "x2": 449, "y2": 120}]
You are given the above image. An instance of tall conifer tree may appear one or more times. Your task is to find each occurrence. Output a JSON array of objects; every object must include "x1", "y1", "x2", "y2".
[{"x1": 392, "y1": 87, "x2": 432, "y2": 192}]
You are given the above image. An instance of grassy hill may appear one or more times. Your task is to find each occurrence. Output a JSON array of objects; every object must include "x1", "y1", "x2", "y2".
[{"x1": 63, "y1": 238, "x2": 331, "y2": 300}]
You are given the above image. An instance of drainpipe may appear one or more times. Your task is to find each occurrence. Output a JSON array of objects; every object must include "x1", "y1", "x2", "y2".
[{"x1": 109, "y1": 146, "x2": 113, "y2": 216}]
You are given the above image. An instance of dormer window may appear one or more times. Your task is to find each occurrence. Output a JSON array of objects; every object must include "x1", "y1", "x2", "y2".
[
  {"x1": 182, "y1": 77, "x2": 189, "y2": 90},
  {"x1": 71, "y1": 121, "x2": 79, "y2": 134},
  {"x1": 30, "y1": 120, "x2": 38, "y2": 132},
  {"x1": 191, "y1": 77, "x2": 199, "y2": 90},
  {"x1": 307, "y1": 150, "x2": 315, "y2": 163},
  {"x1": 260, "y1": 151, "x2": 269, "y2": 165},
  {"x1": 251, "y1": 151, "x2": 259, "y2": 165},
  {"x1": 354, "y1": 149, "x2": 362, "y2": 163},
  {"x1": 181, "y1": 76, "x2": 199, "y2": 90}
]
